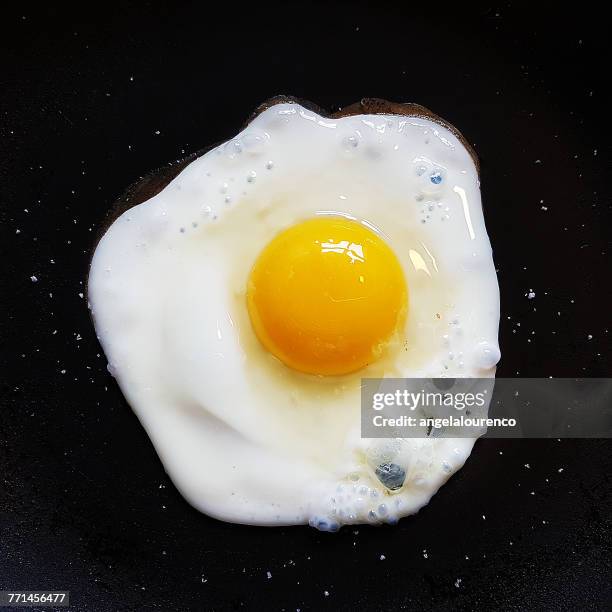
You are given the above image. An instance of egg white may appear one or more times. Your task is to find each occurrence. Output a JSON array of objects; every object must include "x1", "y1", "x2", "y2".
[{"x1": 88, "y1": 103, "x2": 500, "y2": 528}]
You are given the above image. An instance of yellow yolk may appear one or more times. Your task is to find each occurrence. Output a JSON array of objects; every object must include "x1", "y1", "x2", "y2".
[{"x1": 246, "y1": 217, "x2": 408, "y2": 375}]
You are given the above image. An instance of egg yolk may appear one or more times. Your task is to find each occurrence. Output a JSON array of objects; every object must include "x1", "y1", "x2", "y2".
[{"x1": 246, "y1": 217, "x2": 408, "y2": 376}]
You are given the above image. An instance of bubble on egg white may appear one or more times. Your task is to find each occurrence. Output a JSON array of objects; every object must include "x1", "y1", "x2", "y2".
[
  {"x1": 430, "y1": 170, "x2": 444, "y2": 185},
  {"x1": 341, "y1": 130, "x2": 361, "y2": 154},
  {"x1": 223, "y1": 129, "x2": 270, "y2": 161},
  {"x1": 422, "y1": 169, "x2": 446, "y2": 196},
  {"x1": 239, "y1": 129, "x2": 270, "y2": 154},
  {"x1": 259, "y1": 106, "x2": 297, "y2": 132},
  {"x1": 320, "y1": 480, "x2": 403, "y2": 528},
  {"x1": 375, "y1": 463, "x2": 406, "y2": 491},
  {"x1": 366, "y1": 439, "x2": 402, "y2": 468},
  {"x1": 223, "y1": 139, "x2": 243, "y2": 160},
  {"x1": 309, "y1": 516, "x2": 340, "y2": 532},
  {"x1": 474, "y1": 340, "x2": 501, "y2": 369}
]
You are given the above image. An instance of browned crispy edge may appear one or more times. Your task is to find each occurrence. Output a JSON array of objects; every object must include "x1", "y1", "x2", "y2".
[{"x1": 95, "y1": 96, "x2": 479, "y2": 245}]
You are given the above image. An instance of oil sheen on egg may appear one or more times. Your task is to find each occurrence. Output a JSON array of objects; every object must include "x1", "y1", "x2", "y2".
[{"x1": 88, "y1": 102, "x2": 500, "y2": 529}]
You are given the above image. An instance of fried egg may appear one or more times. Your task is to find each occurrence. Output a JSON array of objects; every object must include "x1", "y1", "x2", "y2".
[{"x1": 88, "y1": 99, "x2": 500, "y2": 529}]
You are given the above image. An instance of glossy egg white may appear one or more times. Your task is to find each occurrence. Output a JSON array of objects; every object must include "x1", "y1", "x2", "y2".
[{"x1": 88, "y1": 102, "x2": 500, "y2": 529}]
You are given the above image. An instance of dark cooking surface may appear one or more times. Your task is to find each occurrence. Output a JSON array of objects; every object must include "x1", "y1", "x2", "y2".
[{"x1": 1, "y1": 2, "x2": 610, "y2": 610}]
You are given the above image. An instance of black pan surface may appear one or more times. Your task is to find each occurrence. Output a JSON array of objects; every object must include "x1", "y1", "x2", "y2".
[{"x1": 1, "y1": 2, "x2": 610, "y2": 610}]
